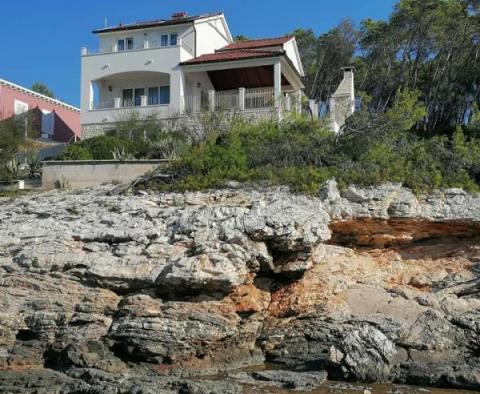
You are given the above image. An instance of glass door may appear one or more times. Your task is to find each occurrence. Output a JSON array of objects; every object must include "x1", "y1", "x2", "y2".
[
  {"x1": 148, "y1": 87, "x2": 159, "y2": 105},
  {"x1": 134, "y1": 88, "x2": 145, "y2": 106},
  {"x1": 122, "y1": 89, "x2": 133, "y2": 107}
]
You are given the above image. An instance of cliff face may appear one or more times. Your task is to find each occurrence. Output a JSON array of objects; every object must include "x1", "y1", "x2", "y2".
[{"x1": 0, "y1": 182, "x2": 479, "y2": 393}]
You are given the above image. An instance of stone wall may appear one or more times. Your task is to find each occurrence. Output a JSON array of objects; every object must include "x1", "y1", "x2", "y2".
[
  {"x1": 81, "y1": 108, "x2": 279, "y2": 140},
  {"x1": 41, "y1": 160, "x2": 169, "y2": 190}
]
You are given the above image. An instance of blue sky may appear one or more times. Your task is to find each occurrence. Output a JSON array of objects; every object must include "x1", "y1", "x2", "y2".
[{"x1": 0, "y1": 0, "x2": 396, "y2": 107}]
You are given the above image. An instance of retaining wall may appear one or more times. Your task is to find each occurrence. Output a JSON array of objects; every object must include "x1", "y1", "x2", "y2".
[{"x1": 42, "y1": 160, "x2": 169, "y2": 190}]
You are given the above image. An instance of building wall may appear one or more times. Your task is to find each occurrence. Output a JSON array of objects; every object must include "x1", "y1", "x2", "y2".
[
  {"x1": 42, "y1": 160, "x2": 169, "y2": 190},
  {"x1": 0, "y1": 83, "x2": 80, "y2": 142},
  {"x1": 81, "y1": 15, "x2": 231, "y2": 126},
  {"x1": 96, "y1": 73, "x2": 171, "y2": 102},
  {"x1": 194, "y1": 17, "x2": 231, "y2": 56},
  {"x1": 97, "y1": 25, "x2": 191, "y2": 53},
  {"x1": 81, "y1": 46, "x2": 184, "y2": 121},
  {"x1": 283, "y1": 40, "x2": 304, "y2": 77}
]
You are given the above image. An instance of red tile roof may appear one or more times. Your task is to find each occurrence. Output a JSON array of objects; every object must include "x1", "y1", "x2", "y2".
[
  {"x1": 218, "y1": 36, "x2": 293, "y2": 51},
  {"x1": 181, "y1": 49, "x2": 285, "y2": 65}
]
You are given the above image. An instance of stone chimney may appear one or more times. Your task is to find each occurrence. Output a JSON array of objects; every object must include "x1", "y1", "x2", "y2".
[{"x1": 330, "y1": 67, "x2": 356, "y2": 133}]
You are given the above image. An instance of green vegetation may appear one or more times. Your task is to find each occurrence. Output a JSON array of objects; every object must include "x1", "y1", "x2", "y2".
[
  {"x1": 59, "y1": 136, "x2": 137, "y2": 160},
  {"x1": 31, "y1": 82, "x2": 55, "y2": 98},
  {"x1": 139, "y1": 90, "x2": 480, "y2": 194},
  {"x1": 295, "y1": 0, "x2": 480, "y2": 134}
]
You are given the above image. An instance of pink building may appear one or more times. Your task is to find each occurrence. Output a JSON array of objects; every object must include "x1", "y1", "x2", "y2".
[{"x1": 0, "y1": 79, "x2": 81, "y2": 142}]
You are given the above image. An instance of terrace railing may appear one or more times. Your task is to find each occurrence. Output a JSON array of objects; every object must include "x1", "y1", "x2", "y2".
[
  {"x1": 245, "y1": 87, "x2": 274, "y2": 109},
  {"x1": 91, "y1": 99, "x2": 115, "y2": 110},
  {"x1": 215, "y1": 90, "x2": 240, "y2": 111}
]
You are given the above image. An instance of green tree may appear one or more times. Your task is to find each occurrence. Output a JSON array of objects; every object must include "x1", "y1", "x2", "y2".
[{"x1": 31, "y1": 82, "x2": 55, "y2": 98}]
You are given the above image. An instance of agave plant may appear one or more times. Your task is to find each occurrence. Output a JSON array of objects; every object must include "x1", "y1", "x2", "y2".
[
  {"x1": 147, "y1": 134, "x2": 186, "y2": 160},
  {"x1": 27, "y1": 154, "x2": 42, "y2": 178},
  {"x1": 4, "y1": 158, "x2": 27, "y2": 179},
  {"x1": 112, "y1": 146, "x2": 134, "y2": 161}
]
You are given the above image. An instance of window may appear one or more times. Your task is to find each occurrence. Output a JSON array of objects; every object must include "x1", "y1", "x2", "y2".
[
  {"x1": 161, "y1": 33, "x2": 178, "y2": 47},
  {"x1": 117, "y1": 38, "x2": 134, "y2": 51},
  {"x1": 147, "y1": 86, "x2": 169, "y2": 105},
  {"x1": 148, "y1": 87, "x2": 159, "y2": 105},
  {"x1": 14, "y1": 100, "x2": 28, "y2": 115},
  {"x1": 122, "y1": 89, "x2": 133, "y2": 107},
  {"x1": 159, "y1": 86, "x2": 170, "y2": 104},
  {"x1": 117, "y1": 39, "x2": 125, "y2": 51},
  {"x1": 161, "y1": 34, "x2": 169, "y2": 47},
  {"x1": 134, "y1": 88, "x2": 145, "y2": 106}
]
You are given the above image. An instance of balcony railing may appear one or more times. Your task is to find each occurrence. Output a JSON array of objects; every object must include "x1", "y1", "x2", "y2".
[
  {"x1": 245, "y1": 87, "x2": 274, "y2": 109},
  {"x1": 91, "y1": 96, "x2": 168, "y2": 110},
  {"x1": 215, "y1": 90, "x2": 240, "y2": 111},
  {"x1": 184, "y1": 87, "x2": 277, "y2": 113},
  {"x1": 81, "y1": 40, "x2": 180, "y2": 56}
]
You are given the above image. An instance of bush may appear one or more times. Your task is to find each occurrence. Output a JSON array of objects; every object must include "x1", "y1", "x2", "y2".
[
  {"x1": 59, "y1": 145, "x2": 93, "y2": 160},
  {"x1": 144, "y1": 105, "x2": 480, "y2": 195},
  {"x1": 59, "y1": 136, "x2": 139, "y2": 161}
]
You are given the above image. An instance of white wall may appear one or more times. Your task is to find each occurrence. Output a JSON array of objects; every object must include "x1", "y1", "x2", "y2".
[
  {"x1": 42, "y1": 161, "x2": 168, "y2": 190},
  {"x1": 97, "y1": 25, "x2": 190, "y2": 52},
  {"x1": 96, "y1": 73, "x2": 170, "y2": 102},
  {"x1": 184, "y1": 71, "x2": 214, "y2": 98},
  {"x1": 81, "y1": 46, "x2": 182, "y2": 124},
  {"x1": 283, "y1": 40, "x2": 304, "y2": 77},
  {"x1": 194, "y1": 17, "x2": 232, "y2": 56},
  {"x1": 81, "y1": 15, "x2": 233, "y2": 126}
]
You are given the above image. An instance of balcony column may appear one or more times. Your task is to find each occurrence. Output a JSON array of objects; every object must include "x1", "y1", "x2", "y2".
[
  {"x1": 170, "y1": 69, "x2": 186, "y2": 114},
  {"x1": 285, "y1": 93, "x2": 291, "y2": 112},
  {"x1": 296, "y1": 90, "x2": 302, "y2": 113},
  {"x1": 239, "y1": 88, "x2": 245, "y2": 111},
  {"x1": 274, "y1": 61, "x2": 282, "y2": 118},
  {"x1": 141, "y1": 95, "x2": 148, "y2": 107},
  {"x1": 208, "y1": 90, "x2": 216, "y2": 112}
]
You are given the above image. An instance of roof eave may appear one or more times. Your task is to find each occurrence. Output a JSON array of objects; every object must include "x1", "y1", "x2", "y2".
[
  {"x1": 180, "y1": 52, "x2": 285, "y2": 66},
  {"x1": 92, "y1": 12, "x2": 223, "y2": 35}
]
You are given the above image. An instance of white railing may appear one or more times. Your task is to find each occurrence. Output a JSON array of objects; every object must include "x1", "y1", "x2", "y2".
[
  {"x1": 215, "y1": 90, "x2": 240, "y2": 111},
  {"x1": 245, "y1": 87, "x2": 274, "y2": 109},
  {"x1": 82, "y1": 40, "x2": 180, "y2": 55},
  {"x1": 184, "y1": 92, "x2": 208, "y2": 113},
  {"x1": 183, "y1": 87, "x2": 279, "y2": 114},
  {"x1": 92, "y1": 99, "x2": 115, "y2": 110}
]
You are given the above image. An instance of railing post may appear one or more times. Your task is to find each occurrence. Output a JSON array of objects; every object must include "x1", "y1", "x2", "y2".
[
  {"x1": 239, "y1": 88, "x2": 245, "y2": 111},
  {"x1": 112, "y1": 43, "x2": 118, "y2": 52},
  {"x1": 285, "y1": 93, "x2": 291, "y2": 112},
  {"x1": 141, "y1": 95, "x2": 148, "y2": 107},
  {"x1": 143, "y1": 40, "x2": 150, "y2": 49},
  {"x1": 208, "y1": 90, "x2": 215, "y2": 112},
  {"x1": 296, "y1": 91, "x2": 302, "y2": 113},
  {"x1": 114, "y1": 98, "x2": 121, "y2": 109},
  {"x1": 81, "y1": 47, "x2": 88, "y2": 56}
]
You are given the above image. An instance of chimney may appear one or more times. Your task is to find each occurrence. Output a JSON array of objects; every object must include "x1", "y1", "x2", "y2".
[
  {"x1": 171, "y1": 12, "x2": 187, "y2": 19},
  {"x1": 329, "y1": 66, "x2": 356, "y2": 133}
]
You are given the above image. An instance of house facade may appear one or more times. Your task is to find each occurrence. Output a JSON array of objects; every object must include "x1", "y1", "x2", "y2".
[
  {"x1": 80, "y1": 12, "x2": 306, "y2": 137},
  {"x1": 0, "y1": 79, "x2": 81, "y2": 142}
]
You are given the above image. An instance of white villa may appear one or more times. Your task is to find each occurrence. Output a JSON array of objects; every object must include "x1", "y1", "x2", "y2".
[{"x1": 80, "y1": 11, "x2": 307, "y2": 137}]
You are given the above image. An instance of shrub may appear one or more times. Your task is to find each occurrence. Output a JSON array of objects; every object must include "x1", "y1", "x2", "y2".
[
  {"x1": 59, "y1": 136, "x2": 139, "y2": 161},
  {"x1": 59, "y1": 145, "x2": 93, "y2": 160}
]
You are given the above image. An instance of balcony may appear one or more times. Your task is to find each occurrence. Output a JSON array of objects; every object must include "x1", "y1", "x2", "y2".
[
  {"x1": 90, "y1": 96, "x2": 169, "y2": 111},
  {"x1": 184, "y1": 87, "x2": 301, "y2": 114},
  {"x1": 81, "y1": 38, "x2": 193, "y2": 56}
]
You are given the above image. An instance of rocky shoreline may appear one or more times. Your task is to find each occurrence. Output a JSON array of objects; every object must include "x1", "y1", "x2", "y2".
[{"x1": 0, "y1": 181, "x2": 479, "y2": 393}]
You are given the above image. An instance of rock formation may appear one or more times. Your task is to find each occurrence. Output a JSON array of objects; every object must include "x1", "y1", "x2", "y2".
[{"x1": 0, "y1": 181, "x2": 479, "y2": 392}]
